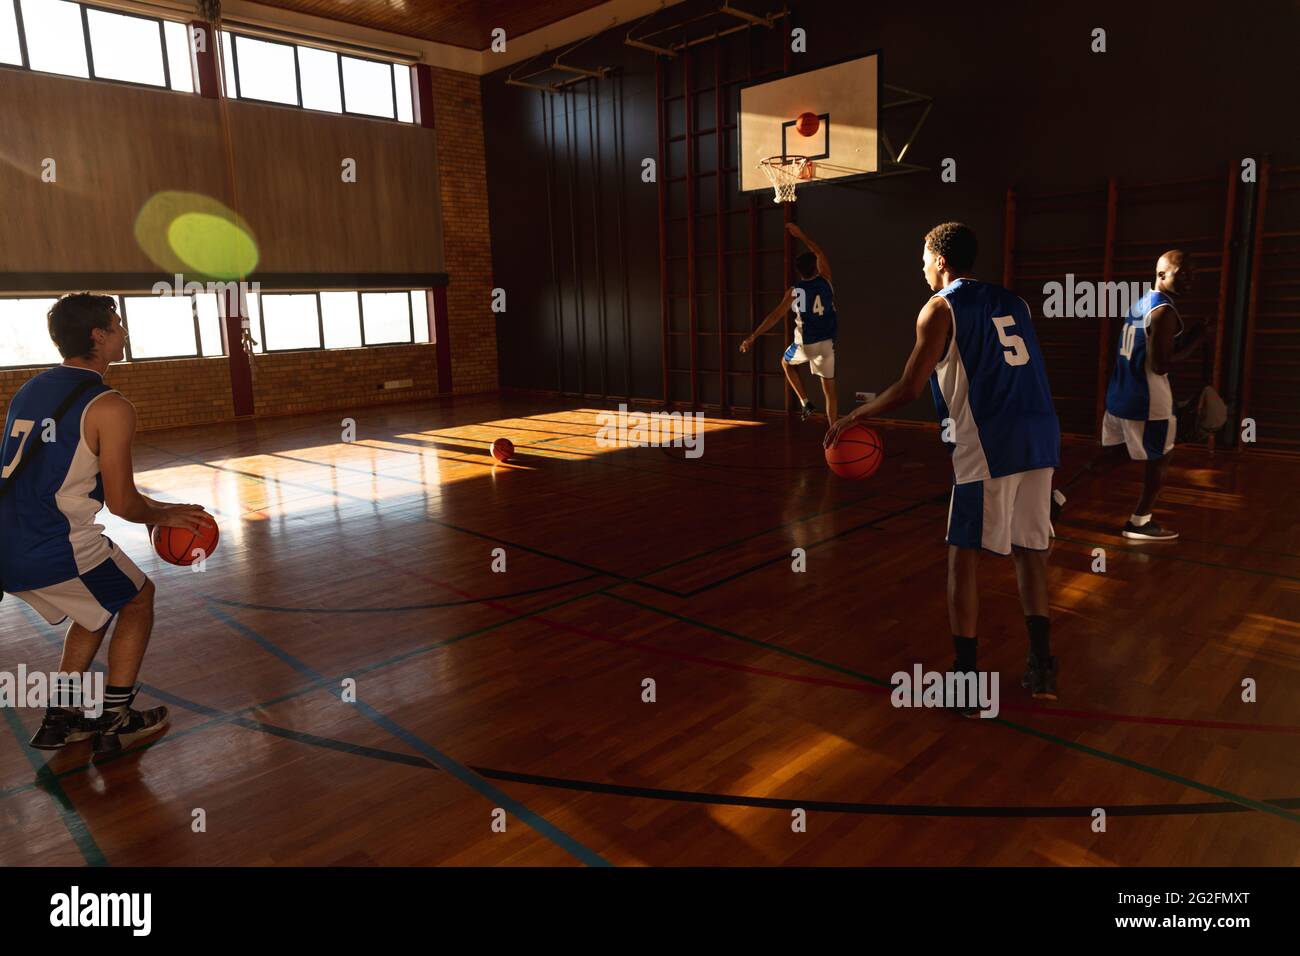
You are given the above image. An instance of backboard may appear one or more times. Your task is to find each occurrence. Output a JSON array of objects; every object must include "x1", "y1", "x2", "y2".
[{"x1": 738, "y1": 53, "x2": 880, "y2": 194}]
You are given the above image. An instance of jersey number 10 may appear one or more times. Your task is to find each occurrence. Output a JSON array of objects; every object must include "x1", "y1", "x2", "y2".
[{"x1": 1119, "y1": 323, "x2": 1137, "y2": 359}]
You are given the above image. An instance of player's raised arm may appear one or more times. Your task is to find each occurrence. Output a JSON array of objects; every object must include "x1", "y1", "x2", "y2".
[
  {"x1": 740, "y1": 287, "x2": 795, "y2": 352},
  {"x1": 786, "y1": 223, "x2": 832, "y2": 283},
  {"x1": 824, "y1": 297, "x2": 950, "y2": 447}
]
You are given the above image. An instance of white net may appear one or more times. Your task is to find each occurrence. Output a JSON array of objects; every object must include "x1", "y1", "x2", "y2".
[{"x1": 758, "y1": 155, "x2": 812, "y2": 202}]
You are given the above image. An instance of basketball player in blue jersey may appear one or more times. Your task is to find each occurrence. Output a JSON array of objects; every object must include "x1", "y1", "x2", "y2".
[
  {"x1": 1053, "y1": 251, "x2": 1205, "y2": 541},
  {"x1": 741, "y1": 223, "x2": 838, "y2": 422},
  {"x1": 1, "y1": 294, "x2": 208, "y2": 753},
  {"x1": 826, "y1": 223, "x2": 1062, "y2": 705}
]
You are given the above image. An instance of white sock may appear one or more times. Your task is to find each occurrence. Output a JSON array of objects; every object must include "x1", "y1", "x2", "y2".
[{"x1": 1130, "y1": 512, "x2": 1151, "y2": 527}]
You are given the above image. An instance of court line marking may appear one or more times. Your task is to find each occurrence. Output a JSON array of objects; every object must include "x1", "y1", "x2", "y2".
[
  {"x1": 120, "y1": 426, "x2": 1300, "y2": 739},
  {"x1": 11, "y1": 610, "x2": 1297, "y2": 825},
  {"x1": 0, "y1": 708, "x2": 107, "y2": 866},
  {"x1": 204, "y1": 605, "x2": 611, "y2": 866},
  {"x1": 12, "y1": 416, "x2": 1289, "y2": 842}
]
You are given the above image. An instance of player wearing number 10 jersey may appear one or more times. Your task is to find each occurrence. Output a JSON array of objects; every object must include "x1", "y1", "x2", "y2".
[{"x1": 824, "y1": 223, "x2": 1062, "y2": 706}]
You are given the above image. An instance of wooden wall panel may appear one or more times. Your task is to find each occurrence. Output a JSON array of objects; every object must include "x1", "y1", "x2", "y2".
[{"x1": 0, "y1": 68, "x2": 443, "y2": 277}]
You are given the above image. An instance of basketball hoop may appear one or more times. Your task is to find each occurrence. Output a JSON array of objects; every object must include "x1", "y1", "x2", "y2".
[{"x1": 758, "y1": 155, "x2": 814, "y2": 203}]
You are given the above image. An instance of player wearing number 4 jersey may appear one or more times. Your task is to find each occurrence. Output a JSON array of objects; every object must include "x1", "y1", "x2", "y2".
[
  {"x1": 741, "y1": 223, "x2": 839, "y2": 423},
  {"x1": 825, "y1": 223, "x2": 1062, "y2": 708},
  {"x1": 0, "y1": 294, "x2": 207, "y2": 754}
]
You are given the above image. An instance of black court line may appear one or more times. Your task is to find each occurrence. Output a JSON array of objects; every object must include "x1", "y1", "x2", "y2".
[
  {"x1": 13, "y1": 620, "x2": 1299, "y2": 824},
  {"x1": 208, "y1": 573, "x2": 602, "y2": 614}
]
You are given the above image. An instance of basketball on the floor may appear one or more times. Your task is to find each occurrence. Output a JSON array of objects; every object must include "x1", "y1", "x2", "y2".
[
  {"x1": 491, "y1": 437, "x2": 514, "y2": 462},
  {"x1": 796, "y1": 111, "x2": 820, "y2": 137},
  {"x1": 152, "y1": 512, "x2": 220, "y2": 567},
  {"x1": 825, "y1": 424, "x2": 883, "y2": 479}
]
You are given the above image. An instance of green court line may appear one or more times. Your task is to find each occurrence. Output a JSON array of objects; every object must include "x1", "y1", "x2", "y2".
[
  {"x1": 601, "y1": 591, "x2": 1300, "y2": 825},
  {"x1": 0, "y1": 708, "x2": 107, "y2": 866}
]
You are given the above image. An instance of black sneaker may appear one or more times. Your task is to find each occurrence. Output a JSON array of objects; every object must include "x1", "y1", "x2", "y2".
[
  {"x1": 800, "y1": 401, "x2": 818, "y2": 422},
  {"x1": 947, "y1": 662, "x2": 983, "y2": 718},
  {"x1": 28, "y1": 708, "x2": 95, "y2": 750},
  {"x1": 89, "y1": 688, "x2": 169, "y2": 756},
  {"x1": 1021, "y1": 654, "x2": 1059, "y2": 700},
  {"x1": 1122, "y1": 520, "x2": 1178, "y2": 541}
]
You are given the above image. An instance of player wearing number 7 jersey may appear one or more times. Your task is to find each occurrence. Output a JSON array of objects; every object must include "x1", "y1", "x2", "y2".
[
  {"x1": 825, "y1": 223, "x2": 1062, "y2": 707},
  {"x1": 0, "y1": 294, "x2": 207, "y2": 754}
]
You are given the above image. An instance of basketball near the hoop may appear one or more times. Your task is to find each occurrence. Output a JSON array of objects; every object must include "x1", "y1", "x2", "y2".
[
  {"x1": 825, "y1": 424, "x2": 883, "y2": 480},
  {"x1": 796, "y1": 111, "x2": 820, "y2": 137}
]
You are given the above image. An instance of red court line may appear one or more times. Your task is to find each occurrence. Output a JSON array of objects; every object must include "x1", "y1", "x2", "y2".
[{"x1": 363, "y1": 552, "x2": 1300, "y2": 737}]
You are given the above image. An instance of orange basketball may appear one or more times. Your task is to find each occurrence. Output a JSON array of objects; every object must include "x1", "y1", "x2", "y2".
[
  {"x1": 796, "y1": 111, "x2": 820, "y2": 137},
  {"x1": 152, "y1": 512, "x2": 220, "y2": 567},
  {"x1": 491, "y1": 438, "x2": 514, "y2": 462},
  {"x1": 825, "y1": 424, "x2": 883, "y2": 480}
]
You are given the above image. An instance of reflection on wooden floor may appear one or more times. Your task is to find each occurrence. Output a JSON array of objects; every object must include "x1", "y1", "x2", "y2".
[{"x1": 2, "y1": 396, "x2": 1298, "y2": 866}]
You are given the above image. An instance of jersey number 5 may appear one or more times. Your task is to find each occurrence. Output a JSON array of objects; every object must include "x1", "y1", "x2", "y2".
[
  {"x1": 0, "y1": 419, "x2": 36, "y2": 480},
  {"x1": 993, "y1": 315, "x2": 1030, "y2": 367}
]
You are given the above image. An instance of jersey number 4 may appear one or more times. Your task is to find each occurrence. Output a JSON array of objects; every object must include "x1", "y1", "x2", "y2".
[
  {"x1": 0, "y1": 419, "x2": 37, "y2": 480},
  {"x1": 993, "y1": 315, "x2": 1030, "y2": 367}
]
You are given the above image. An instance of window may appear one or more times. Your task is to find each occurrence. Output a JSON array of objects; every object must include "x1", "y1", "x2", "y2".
[
  {"x1": 1, "y1": 0, "x2": 23, "y2": 65},
  {"x1": 9, "y1": 0, "x2": 193, "y2": 90},
  {"x1": 298, "y1": 45, "x2": 340, "y2": 113},
  {"x1": 341, "y1": 54, "x2": 392, "y2": 118},
  {"x1": 20, "y1": 0, "x2": 87, "y2": 77},
  {"x1": 0, "y1": 298, "x2": 64, "y2": 367},
  {"x1": 232, "y1": 33, "x2": 296, "y2": 105},
  {"x1": 361, "y1": 292, "x2": 412, "y2": 344},
  {"x1": 320, "y1": 292, "x2": 361, "y2": 348},
  {"x1": 120, "y1": 295, "x2": 199, "y2": 359},
  {"x1": 260, "y1": 293, "x2": 321, "y2": 351},
  {"x1": 86, "y1": 7, "x2": 165, "y2": 87},
  {"x1": 219, "y1": 28, "x2": 414, "y2": 124},
  {"x1": 2, "y1": 288, "x2": 432, "y2": 368},
  {"x1": 162, "y1": 19, "x2": 192, "y2": 93}
]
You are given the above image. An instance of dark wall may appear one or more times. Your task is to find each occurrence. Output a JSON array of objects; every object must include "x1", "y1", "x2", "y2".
[{"x1": 484, "y1": 0, "x2": 1296, "y2": 420}]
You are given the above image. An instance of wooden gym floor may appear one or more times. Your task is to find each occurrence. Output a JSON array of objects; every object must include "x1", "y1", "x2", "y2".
[{"x1": 2, "y1": 396, "x2": 1298, "y2": 866}]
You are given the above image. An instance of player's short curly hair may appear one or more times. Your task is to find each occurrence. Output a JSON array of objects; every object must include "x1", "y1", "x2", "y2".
[
  {"x1": 924, "y1": 222, "x2": 978, "y2": 272},
  {"x1": 47, "y1": 293, "x2": 118, "y2": 360},
  {"x1": 795, "y1": 251, "x2": 818, "y2": 279}
]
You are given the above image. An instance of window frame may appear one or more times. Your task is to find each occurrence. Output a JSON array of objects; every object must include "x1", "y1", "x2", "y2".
[
  {"x1": 0, "y1": 287, "x2": 431, "y2": 370},
  {"x1": 5, "y1": 0, "x2": 191, "y2": 94},
  {"x1": 227, "y1": 29, "x2": 302, "y2": 109},
  {"x1": 117, "y1": 292, "x2": 207, "y2": 363}
]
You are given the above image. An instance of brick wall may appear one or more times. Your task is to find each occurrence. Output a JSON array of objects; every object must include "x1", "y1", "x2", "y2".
[
  {"x1": 250, "y1": 344, "x2": 438, "y2": 417},
  {"x1": 0, "y1": 358, "x2": 233, "y2": 432},
  {"x1": 1, "y1": 344, "x2": 436, "y2": 432},
  {"x1": 429, "y1": 67, "x2": 498, "y2": 395}
]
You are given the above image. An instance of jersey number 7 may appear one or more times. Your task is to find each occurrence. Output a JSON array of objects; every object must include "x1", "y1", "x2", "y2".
[{"x1": 0, "y1": 419, "x2": 37, "y2": 480}]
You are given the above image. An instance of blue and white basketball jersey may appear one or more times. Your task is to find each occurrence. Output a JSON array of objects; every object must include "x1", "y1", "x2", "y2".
[
  {"x1": 0, "y1": 366, "x2": 116, "y2": 592},
  {"x1": 1105, "y1": 290, "x2": 1182, "y2": 421},
  {"x1": 929, "y1": 278, "x2": 1060, "y2": 483},
  {"x1": 791, "y1": 276, "x2": 837, "y2": 345}
]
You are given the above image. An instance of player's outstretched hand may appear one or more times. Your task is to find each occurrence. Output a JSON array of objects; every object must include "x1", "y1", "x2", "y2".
[
  {"x1": 785, "y1": 222, "x2": 805, "y2": 239},
  {"x1": 739, "y1": 337, "x2": 753, "y2": 353},
  {"x1": 824, "y1": 414, "x2": 854, "y2": 449},
  {"x1": 156, "y1": 504, "x2": 210, "y2": 534}
]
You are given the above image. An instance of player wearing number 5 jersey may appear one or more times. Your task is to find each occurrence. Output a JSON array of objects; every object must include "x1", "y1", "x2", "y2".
[
  {"x1": 741, "y1": 223, "x2": 839, "y2": 423},
  {"x1": 825, "y1": 223, "x2": 1062, "y2": 707}
]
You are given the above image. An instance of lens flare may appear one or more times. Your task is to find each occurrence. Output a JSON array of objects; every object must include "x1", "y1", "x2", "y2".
[{"x1": 134, "y1": 191, "x2": 259, "y2": 280}]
